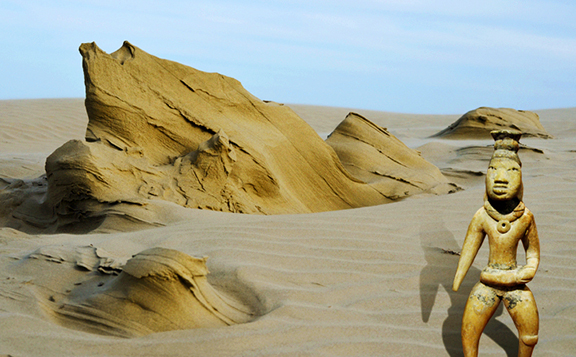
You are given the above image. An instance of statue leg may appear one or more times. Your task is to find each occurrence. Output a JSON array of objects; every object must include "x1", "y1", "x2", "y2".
[
  {"x1": 503, "y1": 286, "x2": 539, "y2": 357},
  {"x1": 461, "y1": 282, "x2": 501, "y2": 357}
]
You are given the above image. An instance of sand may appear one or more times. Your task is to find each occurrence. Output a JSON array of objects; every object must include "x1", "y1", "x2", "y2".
[
  {"x1": 431, "y1": 107, "x2": 553, "y2": 139},
  {"x1": 0, "y1": 96, "x2": 574, "y2": 356},
  {"x1": 1, "y1": 41, "x2": 575, "y2": 355},
  {"x1": 1, "y1": 43, "x2": 463, "y2": 235}
]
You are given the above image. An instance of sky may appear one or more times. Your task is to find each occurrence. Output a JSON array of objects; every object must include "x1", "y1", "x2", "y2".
[{"x1": 0, "y1": 0, "x2": 575, "y2": 114}]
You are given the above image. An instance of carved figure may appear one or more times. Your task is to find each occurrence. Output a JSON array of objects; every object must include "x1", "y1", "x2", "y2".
[{"x1": 453, "y1": 130, "x2": 540, "y2": 356}]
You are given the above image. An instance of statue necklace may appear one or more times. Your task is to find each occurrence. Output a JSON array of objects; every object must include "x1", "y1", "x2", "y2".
[{"x1": 484, "y1": 200, "x2": 525, "y2": 233}]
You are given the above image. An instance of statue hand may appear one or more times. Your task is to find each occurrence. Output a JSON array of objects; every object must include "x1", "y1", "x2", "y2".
[
  {"x1": 480, "y1": 267, "x2": 517, "y2": 286},
  {"x1": 515, "y1": 266, "x2": 536, "y2": 284}
]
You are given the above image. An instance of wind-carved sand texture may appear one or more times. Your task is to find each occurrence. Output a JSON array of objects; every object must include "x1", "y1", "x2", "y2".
[
  {"x1": 30, "y1": 247, "x2": 257, "y2": 337},
  {"x1": 0, "y1": 41, "x2": 574, "y2": 355},
  {"x1": 432, "y1": 107, "x2": 553, "y2": 139},
  {"x1": 326, "y1": 112, "x2": 460, "y2": 199},
  {"x1": 0, "y1": 97, "x2": 575, "y2": 356},
  {"x1": 0, "y1": 41, "x2": 458, "y2": 233}
]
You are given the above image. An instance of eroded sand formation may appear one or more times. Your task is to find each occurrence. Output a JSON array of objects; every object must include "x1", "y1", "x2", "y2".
[
  {"x1": 2, "y1": 99, "x2": 575, "y2": 354},
  {"x1": 432, "y1": 107, "x2": 553, "y2": 139},
  {"x1": 0, "y1": 41, "x2": 458, "y2": 232},
  {"x1": 18, "y1": 246, "x2": 257, "y2": 337},
  {"x1": 326, "y1": 112, "x2": 459, "y2": 199}
]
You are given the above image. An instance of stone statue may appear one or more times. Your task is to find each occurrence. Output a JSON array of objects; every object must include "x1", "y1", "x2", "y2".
[{"x1": 452, "y1": 130, "x2": 540, "y2": 356}]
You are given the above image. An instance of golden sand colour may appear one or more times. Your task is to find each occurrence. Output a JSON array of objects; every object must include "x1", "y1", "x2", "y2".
[
  {"x1": 0, "y1": 42, "x2": 575, "y2": 356},
  {"x1": 40, "y1": 247, "x2": 257, "y2": 337},
  {"x1": 432, "y1": 107, "x2": 553, "y2": 139},
  {"x1": 2, "y1": 42, "x2": 459, "y2": 234}
]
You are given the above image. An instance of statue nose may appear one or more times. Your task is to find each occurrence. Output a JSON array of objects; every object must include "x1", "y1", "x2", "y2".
[{"x1": 494, "y1": 169, "x2": 508, "y2": 182}]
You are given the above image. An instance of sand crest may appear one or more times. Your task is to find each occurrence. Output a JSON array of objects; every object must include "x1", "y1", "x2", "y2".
[
  {"x1": 326, "y1": 112, "x2": 460, "y2": 199},
  {"x1": 0, "y1": 99, "x2": 575, "y2": 356},
  {"x1": 0, "y1": 42, "x2": 457, "y2": 233},
  {"x1": 432, "y1": 107, "x2": 553, "y2": 139},
  {"x1": 38, "y1": 247, "x2": 257, "y2": 337}
]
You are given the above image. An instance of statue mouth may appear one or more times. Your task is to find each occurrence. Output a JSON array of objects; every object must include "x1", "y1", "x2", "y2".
[{"x1": 492, "y1": 186, "x2": 509, "y2": 195}]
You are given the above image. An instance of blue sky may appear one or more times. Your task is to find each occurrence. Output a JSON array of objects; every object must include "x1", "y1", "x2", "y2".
[{"x1": 1, "y1": 0, "x2": 574, "y2": 114}]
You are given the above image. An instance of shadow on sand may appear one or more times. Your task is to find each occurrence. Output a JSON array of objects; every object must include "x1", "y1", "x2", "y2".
[{"x1": 419, "y1": 220, "x2": 518, "y2": 357}]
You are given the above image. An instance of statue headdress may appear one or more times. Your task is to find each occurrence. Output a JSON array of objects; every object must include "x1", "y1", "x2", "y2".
[{"x1": 490, "y1": 129, "x2": 522, "y2": 167}]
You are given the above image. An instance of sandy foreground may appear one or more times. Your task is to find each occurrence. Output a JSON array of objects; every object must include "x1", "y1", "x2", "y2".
[{"x1": 0, "y1": 98, "x2": 575, "y2": 356}]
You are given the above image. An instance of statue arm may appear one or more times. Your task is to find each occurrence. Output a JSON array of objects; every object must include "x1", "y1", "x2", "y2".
[
  {"x1": 452, "y1": 210, "x2": 485, "y2": 292},
  {"x1": 516, "y1": 215, "x2": 540, "y2": 284}
]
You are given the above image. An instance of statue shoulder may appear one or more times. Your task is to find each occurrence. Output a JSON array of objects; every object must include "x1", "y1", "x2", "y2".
[
  {"x1": 522, "y1": 206, "x2": 535, "y2": 220},
  {"x1": 469, "y1": 207, "x2": 488, "y2": 226},
  {"x1": 473, "y1": 206, "x2": 487, "y2": 219}
]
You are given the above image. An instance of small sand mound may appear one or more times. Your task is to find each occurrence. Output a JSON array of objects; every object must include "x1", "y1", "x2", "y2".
[
  {"x1": 326, "y1": 112, "x2": 460, "y2": 199},
  {"x1": 33, "y1": 247, "x2": 257, "y2": 337},
  {"x1": 432, "y1": 107, "x2": 552, "y2": 139}
]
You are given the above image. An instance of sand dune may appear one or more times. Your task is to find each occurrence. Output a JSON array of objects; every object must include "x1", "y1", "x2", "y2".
[
  {"x1": 0, "y1": 42, "x2": 459, "y2": 234},
  {"x1": 1, "y1": 98, "x2": 574, "y2": 356},
  {"x1": 34, "y1": 247, "x2": 257, "y2": 337},
  {"x1": 431, "y1": 107, "x2": 553, "y2": 139},
  {"x1": 326, "y1": 112, "x2": 459, "y2": 199},
  {"x1": 0, "y1": 43, "x2": 575, "y2": 355}
]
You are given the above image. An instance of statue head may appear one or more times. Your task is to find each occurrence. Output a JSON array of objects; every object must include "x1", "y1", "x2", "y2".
[{"x1": 486, "y1": 130, "x2": 523, "y2": 202}]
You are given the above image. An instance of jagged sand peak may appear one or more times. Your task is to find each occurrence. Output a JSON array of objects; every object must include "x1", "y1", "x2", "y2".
[{"x1": 0, "y1": 42, "x2": 457, "y2": 232}]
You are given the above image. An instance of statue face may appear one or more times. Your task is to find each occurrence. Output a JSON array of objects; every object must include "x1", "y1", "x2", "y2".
[{"x1": 486, "y1": 158, "x2": 522, "y2": 201}]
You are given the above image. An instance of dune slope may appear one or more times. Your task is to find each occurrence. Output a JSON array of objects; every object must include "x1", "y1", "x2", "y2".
[
  {"x1": 0, "y1": 42, "x2": 456, "y2": 233},
  {"x1": 432, "y1": 107, "x2": 553, "y2": 139},
  {"x1": 0, "y1": 100, "x2": 574, "y2": 356}
]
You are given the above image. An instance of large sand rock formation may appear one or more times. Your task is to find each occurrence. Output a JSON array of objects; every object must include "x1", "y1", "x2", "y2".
[
  {"x1": 432, "y1": 107, "x2": 552, "y2": 139},
  {"x1": 46, "y1": 41, "x2": 389, "y2": 218},
  {"x1": 0, "y1": 41, "x2": 457, "y2": 232}
]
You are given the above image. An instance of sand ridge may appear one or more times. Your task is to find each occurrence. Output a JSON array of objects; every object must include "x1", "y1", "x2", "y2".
[
  {"x1": 0, "y1": 42, "x2": 459, "y2": 234},
  {"x1": 0, "y1": 99, "x2": 574, "y2": 355},
  {"x1": 0, "y1": 55, "x2": 575, "y2": 355},
  {"x1": 432, "y1": 107, "x2": 552, "y2": 139},
  {"x1": 32, "y1": 247, "x2": 257, "y2": 337}
]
